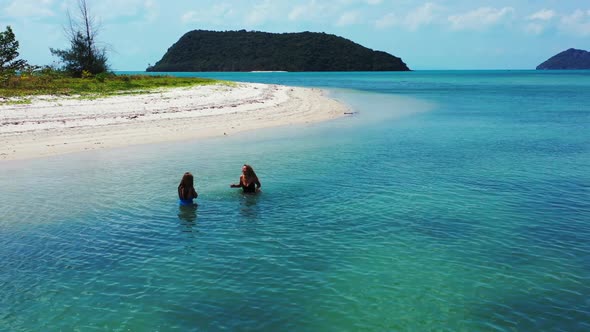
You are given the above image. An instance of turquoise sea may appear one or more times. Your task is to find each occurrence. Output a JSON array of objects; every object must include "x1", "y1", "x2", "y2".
[{"x1": 1, "y1": 71, "x2": 589, "y2": 331}]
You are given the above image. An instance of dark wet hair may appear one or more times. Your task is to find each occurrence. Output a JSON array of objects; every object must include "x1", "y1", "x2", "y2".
[
  {"x1": 178, "y1": 172, "x2": 197, "y2": 200},
  {"x1": 242, "y1": 164, "x2": 258, "y2": 183}
]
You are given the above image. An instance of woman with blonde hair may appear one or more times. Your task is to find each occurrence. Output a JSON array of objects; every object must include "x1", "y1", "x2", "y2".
[
  {"x1": 178, "y1": 172, "x2": 198, "y2": 205},
  {"x1": 230, "y1": 164, "x2": 261, "y2": 194}
]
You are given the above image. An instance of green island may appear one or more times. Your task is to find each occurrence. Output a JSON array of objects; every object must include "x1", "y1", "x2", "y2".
[
  {"x1": 536, "y1": 48, "x2": 590, "y2": 70},
  {"x1": 147, "y1": 30, "x2": 409, "y2": 72}
]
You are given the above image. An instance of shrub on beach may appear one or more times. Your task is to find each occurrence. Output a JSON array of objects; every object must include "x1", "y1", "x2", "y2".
[
  {"x1": 50, "y1": 0, "x2": 109, "y2": 78},
  {"x1": 0, "y1": 25, "x2": 28, "y2": 86},
  {"x1": 0, "y1": 26, "x2": 27, "y2": 73},
  {"x1": 0, "y1": 72, "x2": 220, "y2": 101},
  {"x1": 94, "y1": 72, "x2": 113, "y2": 82}
]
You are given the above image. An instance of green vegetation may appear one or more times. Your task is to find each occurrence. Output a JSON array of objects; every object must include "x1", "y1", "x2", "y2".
[
  {"x1": 0, "y1": 25, "x2": 29, "y2": 86},
  {"x1": 50, "y1": 0, "x2": 109, "y2": 77},
  {"x1": 0, "y1": 2, "x2": 226, "y2": 106},
  {"x1": 0, "y1": 70, "x2": 220, "y2": 102},
  {"x1": 0, "y1": 26, "x2": 27, "y2": 73},
  {"x1": 147, "y1": 30, "x2": 410, "y2": 72},
  {"x1": 0, "y1": 4, "x2": 221, "y2": 106}
]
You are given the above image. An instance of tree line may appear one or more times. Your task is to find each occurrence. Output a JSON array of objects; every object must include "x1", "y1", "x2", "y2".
[{"x1": 0, "y1": 0, "x2": 109, "y2": 85}]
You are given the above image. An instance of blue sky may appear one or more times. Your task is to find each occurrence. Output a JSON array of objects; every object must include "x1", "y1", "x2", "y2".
[{"x1": 1, "y1": 0, "x2": 589, "y2": 70}]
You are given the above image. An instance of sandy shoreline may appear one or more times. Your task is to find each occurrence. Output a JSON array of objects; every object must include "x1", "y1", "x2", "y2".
[{"x1": 0, "y1": 83, "x2": 349, "y2": 161}]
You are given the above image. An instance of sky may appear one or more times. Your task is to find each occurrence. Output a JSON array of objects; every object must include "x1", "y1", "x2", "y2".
[{"x1": 1, "y1": 0, "x2": 589, "y2": 70}]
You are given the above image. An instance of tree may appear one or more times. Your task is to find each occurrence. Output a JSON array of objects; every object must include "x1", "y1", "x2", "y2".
[
  {"x1": 50, "y1": 0, "x2": 108, "y2": 77},
  {"x1": 0, "y1": 26, "x2": 27, "y2": 73}
]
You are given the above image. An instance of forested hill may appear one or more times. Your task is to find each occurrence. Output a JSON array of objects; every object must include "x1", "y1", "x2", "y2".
[
  {"x1": 147, "y1": 30, "x2": 410, "y2": 72},
  {"x1": 536, "y1": 48, "x2": 590, "y2": 70}
]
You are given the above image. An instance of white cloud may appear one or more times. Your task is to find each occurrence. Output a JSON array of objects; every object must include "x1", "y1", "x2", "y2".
[
  {"x1": 336, "y1": 11, "x2": 361, "y2": 26},
  {"x1": 374, "y1": 2, "x2": 442, "y2": 31},
  {"x1": 448, "y1": 7, "x2": 514, "y2": 31},
  {"x1": 3, "y1": 0, "x2": 55, "y2": 18},
  {"x1": 95, "y1": 0, "x2": 143, "y2": 17},
  {"x1": 527, "y1": 9, "x2": 556, "y2": 21},
  {"x1": 288, "y1": 0, "x2": 325, "y2": 21},
  {"x1": 525, "y1": 22, "x2": 544, "y2": 35},
  {"x1": 560, "y1": 9, "x2": 590, "y2": 36},
  {"x1": 375, "y1": 12, "x2": 397, "y2": 29},
  {"x1": 245, "y1": 0, "x2": 277, "y2": 26},
  {"x1": 180, "y1": 12, "x2": 196, "y2": 24},
  {"x1": 524, "y1": 9, "x2": 555, "y2": 35},
  {"x1": 51, "y1": 0, "x2": 159, "y2": 23},
  {"x1": 143, "y1": 0, "x2": 159, "y2": 22},
  {"x1": 288, "y1": 0, "x2": 361, "y2": 23},
  {"x1": 287, "y1": 0, "x2": 370, "y2": 25},
  {"x1": 405, "y1": 2, "x2": 441, "y2": 31},
  {"x1": 181, "y1": 4, "x2": 235, "y2": 25}
]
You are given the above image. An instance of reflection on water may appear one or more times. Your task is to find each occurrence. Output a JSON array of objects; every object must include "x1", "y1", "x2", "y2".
[
  {"x1": 178, "y1": 204, "x2": 198, "y2": 233},
  {"x1": 1, "y1": 71, "x2": 589, "y2": 331},
  {"x1": 239, "y1": 193, "x2": 261, "y2": 221}
]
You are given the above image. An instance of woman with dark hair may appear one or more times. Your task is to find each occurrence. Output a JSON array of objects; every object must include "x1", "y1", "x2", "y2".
[
  {"x1": 178, "y1": 172, "x2": 198, "y2": 205},
  {"x1": 230, "y1": 164, "x2": 261, "y2": 194}
]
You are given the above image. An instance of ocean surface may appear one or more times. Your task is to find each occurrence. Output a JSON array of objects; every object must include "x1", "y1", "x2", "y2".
[{"x1": 1, "y1": 71, "x2": 589, "y2": 331}]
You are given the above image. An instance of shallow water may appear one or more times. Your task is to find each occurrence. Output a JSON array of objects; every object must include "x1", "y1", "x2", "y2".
[{"x1": 1, "y1": 71, "x2": 589, "y2": 331}]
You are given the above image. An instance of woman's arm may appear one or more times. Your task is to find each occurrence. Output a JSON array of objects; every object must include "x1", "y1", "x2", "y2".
[
  {"x1": 230, "y1": 176, "x2": 244, "y2": 188},
  {"x1": 254, "y1": 178, "x2": 261, "y2": 192}
]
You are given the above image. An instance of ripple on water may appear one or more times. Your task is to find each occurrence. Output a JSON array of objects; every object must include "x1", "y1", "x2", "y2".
[{"x1": 2, "y1": 71, "x2": 590, "y2": 330}]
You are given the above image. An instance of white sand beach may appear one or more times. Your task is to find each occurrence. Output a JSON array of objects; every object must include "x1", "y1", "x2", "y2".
[{"x1": 0, "y1": 83, "x2": 349, "y2": 161}]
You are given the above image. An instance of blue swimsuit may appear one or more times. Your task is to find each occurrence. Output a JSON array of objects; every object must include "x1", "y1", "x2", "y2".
[{"x1": 179, "y1": 198, "x2": 195, "y2": 206}]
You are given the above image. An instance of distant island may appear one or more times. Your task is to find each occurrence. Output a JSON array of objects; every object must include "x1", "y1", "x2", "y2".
[
  {"x1": 147, "y1": 30, "x2": 409, "y2": 72},
  {"x1": 537, "y1": 48, "x2": 590, "y2": 70}
]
